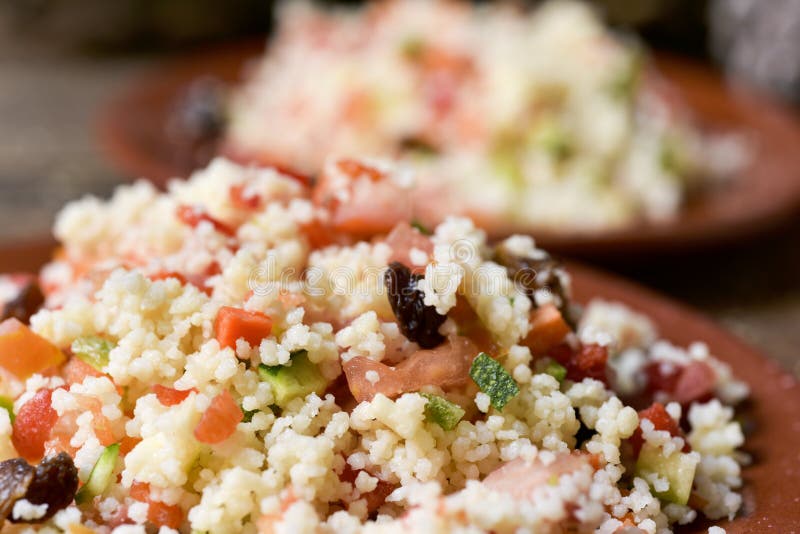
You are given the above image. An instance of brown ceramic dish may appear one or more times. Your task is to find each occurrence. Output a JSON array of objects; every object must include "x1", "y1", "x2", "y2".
[
  {"x1": 97, "y1": 40, "x2": 800, "y2": 259},
  {"x1": 2, "y1": 240, "x2": 799, "y2": 532}
]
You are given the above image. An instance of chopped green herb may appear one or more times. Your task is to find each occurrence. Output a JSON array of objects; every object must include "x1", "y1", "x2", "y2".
[
  {"x1": 71, "y1": 336, "x2": 115, "y2": 371},
  {"x1": 257, "y1": 350, "x2": 327, "y2": 408},
  {"x1": 0, "y1": 395, "x2": 14, "y2": 423},
  {"x1": 421, "y1": 393, "x2": 465, "y2": 430},
  {"x1": 469, "y1": 353, "x2": 519, "y2": 411},
  {"x1": 410, "y1": 219, "x2": 432, "y2": 236},
  {"x1": 544, "y1": 361, "x2": 567, "y2": 383},
  {"x1": 75, "y1": 442, "x2": 119, "y2": 504},
  {"x1": 242, "y1": 409, "x2": 259, "y2": 423}
]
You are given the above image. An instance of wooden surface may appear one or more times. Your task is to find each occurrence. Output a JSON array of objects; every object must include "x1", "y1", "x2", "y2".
[{"x1": 1, "y1": 25, "x2": 799, "y2": 377}]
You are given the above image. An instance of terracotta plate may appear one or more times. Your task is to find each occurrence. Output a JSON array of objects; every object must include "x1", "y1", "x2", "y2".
[
  {"x1": 97, "y1": 40, "x2": 800, "y2": 258},
  {"x1": 3, "y1": 241, "x2": 799, "y2": 532}
]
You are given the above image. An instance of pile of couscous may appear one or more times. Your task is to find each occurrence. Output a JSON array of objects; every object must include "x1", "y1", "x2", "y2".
[
  {"x1": 222, "y1": 0, "x2": 743, "y2": 233},
  {"x1": 0, "y1": 157, "x2": 748, "y2": 533}
]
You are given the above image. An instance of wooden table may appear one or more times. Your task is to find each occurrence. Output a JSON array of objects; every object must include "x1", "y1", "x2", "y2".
[{"x1": 1, "y1": 27, "x2": 798, "y2": 377}]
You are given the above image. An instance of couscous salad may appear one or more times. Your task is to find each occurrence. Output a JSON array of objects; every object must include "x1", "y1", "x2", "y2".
[{"x1": 0, "y1": 158, "x2": 747, "y2": 533}]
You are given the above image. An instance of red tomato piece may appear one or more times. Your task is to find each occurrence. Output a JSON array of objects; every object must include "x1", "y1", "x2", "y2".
[
  {"x1": 339, "y1": 463, "x2": 396, "y2": 514},
  {"x1": 384, "y1": 222, "x2": 433, "y2": 275},
  {"x1": 12, "y1": 388, "x2": 58, "y2": 461},
  {"x1": 229, "y1": 183, "x2": 262, "y2": 210},
  {"x1": 194, "y1": 390, "x2": 243, "y2": 444},
  {"x1": 176, "y1": 205, "x2": 235, "y2": 237},
  {"x1": 549, "y1": 343, "x2": 609, "y2": 385},
  {"x1": 152, "y1": 384, "x2": 197, "y2": 407},
  {"x1": 62, "y1": 357, "x2": 105, "y2": 385},
  {"x1": 214, "y1": 306, "x2": 273, "y2": 350},
  {"x1": 629, "y1": 402, "x2": 687, "y2": 457}
]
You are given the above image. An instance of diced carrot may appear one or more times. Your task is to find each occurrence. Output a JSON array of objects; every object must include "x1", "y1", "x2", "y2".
[
  {"x1": 147, "y1": 501, "x2": 183, "y2": 530},
  {"x1": 523, "y1": 304, "x2": 571, "y2": 355},
  {"x1": 629, "y1": 402, "x2": 686, "y2": 457},
  {"x1": 129, "y1": 480, "x2": 150, "y2": 502},
  {"x1": 12, "y1": 388, "x2": 58, "y2": 461},
  {"x1": 62, "y1": 357, "x2": 105, "y2": 385},
  {"x1": 176, "y1": 204, "x2": 235, "y2": 236},
  {"x1": 0, "y1": 318, "x2": 65, "y2": 380},
  {"x1": 194, "y1": 390, "x2": 243, "y2": 444},
  {"x1": 214, "y1": 306, "x2": 273, "y2": 350},
  {"x1": 152, "y1": 384, "x2": 197, "y2": 407},
  {"x1": 119, "y1": 435, "x2": 142, "y2": 455}
]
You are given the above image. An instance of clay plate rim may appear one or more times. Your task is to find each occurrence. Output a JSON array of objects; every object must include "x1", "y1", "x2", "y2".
[
  {"x1": 2, "y1": 240, "x2": 798, "y2": 532},
  {"x1": 95, "y1": 40, "x2": 800, "y2": 259}
]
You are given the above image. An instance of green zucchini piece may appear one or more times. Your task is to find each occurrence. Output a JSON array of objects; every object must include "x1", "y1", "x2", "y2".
[
  {"x1": 71, "y1": 336, "x2": 115, "y2": 371},
  {"x1": 257, "y1": 350, "x2": 327, "y2": 408},
  {"x1": 421, "y1": 393, "x2": 465, "y2": 431},
  {"x1": 75, "y1": 443, "x2": 120, "y2": 504},
  {"x1": 635, "y1": 442, "x2": 698, "y2": 505},
  {"x1": 469, "y1": 352, "x2": 519, "y2": 411}
]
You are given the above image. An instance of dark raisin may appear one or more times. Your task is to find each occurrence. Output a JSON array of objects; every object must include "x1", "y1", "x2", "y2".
[
  {"x1": 573, "y1": 409, "x2": 595, "y2": 449},
  {"x1": 0, "y1": 458, "x2": 34, "y2": 521},
  {"x1": 8, "y1": 453, "x2": 78, "y2": 523},
  {"x1": 166, "y1": 77, "x2": 228, "y2": 171},
  {"x1": 0, "y1": 274, "x2": 44, "y2": 323},
  {"x1": 384, "y1": 262, "x2": 446, "y2": 349},
  {"x1": 493, "y1": 244, "x2": 575, "y2": 327}
]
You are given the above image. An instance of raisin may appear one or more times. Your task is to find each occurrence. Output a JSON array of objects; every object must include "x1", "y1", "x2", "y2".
[
  {"x1": 384, "y1": 262, "x2": 445, "y2": 349},
  {"x1": 1, "y1": 453, "x2": 78, "y2": 524},
  {"x1": 166, "y1": 77, "x2": 228, "y2": 171},
  {"x1": 493, "y1": 244, "x2": 574, "y2": 326},
  {"x1": 0, "y1": 274, "x2": 44, "y2": 324},
  {"x1": 0, "y1": 458, "x2": 34, "y2": 521}
]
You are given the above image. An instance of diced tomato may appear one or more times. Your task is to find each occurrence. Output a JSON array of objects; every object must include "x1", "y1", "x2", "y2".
[
  {"x1": 148, "y1": 271, "x2": 188, "y2": 285},
  {"x1": 524, "y1": 304, "x2": 572, "y2": 355},
  {"x1": 194, "y1": 390, "x2": 243, "y2": 444},
  {"x1": 0, "y1": 318, "x2": 65, "y2": 380},
  {"x1": 299, "y1": 218, "x2": 341, "y2": 250},
  {"x1": 176, "y1": 204, "x2": 235, "y2": 237},
  {"x1": 384, "y1": 222, "x2": 433, "y2": 275},
  {"x1": 483, "y1": 452, "x2": 595, "y2": 500},
  {"x1": 129, "y1": 481, "x2": 183, "y2": 529},
  {"x1": 343, "y1": 336, "x2": 476, "y2": 403},
  {"x1": 12, "y1": 388, "x2": 58, "y2": 461},
  {"x1": 214, "y1": 306, "x2": 273, "y2": 350},
  {"x1": 62, "y1": 357, "x2": 105, "y2": 385},
  {"x1": 645, "y1": 360, "x2": 716, "y2": 406},
  {"x1": 629, "y1": 402, "x2": 687, "y2": 457},
  {"x1": 229, "y1": 183, "x2": 262, "y2": 210},
  {"x1": 672, "y1": 361, "x2": 716, "y2": 406},
  {"x1": 312, "y1": 158, "x2": 413, "y2": 237},
  {"x1": 549, "y1": 343, "x2": 609, "y2": 385},
  {"x1": 152, "y1": 384, "x2": 197, "y2": 407},
  {"x1": 340, "y1": 463, "x2": 397, "y2": 514}
]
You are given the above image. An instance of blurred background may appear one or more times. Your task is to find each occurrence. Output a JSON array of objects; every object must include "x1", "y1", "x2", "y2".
[{"x1": 0, "y1": 0, "x2": 799, "y2": 373}]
